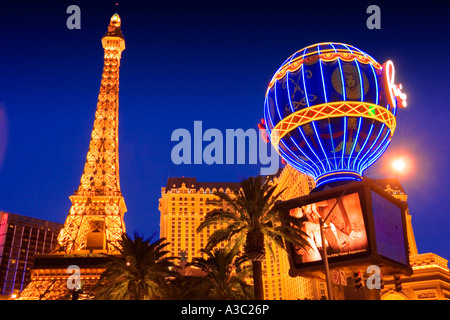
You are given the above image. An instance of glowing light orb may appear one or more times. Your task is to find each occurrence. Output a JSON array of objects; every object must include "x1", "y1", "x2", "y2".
[
  {"x1": 392, "y1": 158, "x2": 406, "y2": 173},
  {"x1": 263, "y1": 42, "x2": 406, "y2": 187}
]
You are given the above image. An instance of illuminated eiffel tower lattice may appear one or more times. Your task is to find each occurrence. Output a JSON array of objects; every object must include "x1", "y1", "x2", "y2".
[
  {"x1": 18, "y1": 14, "x2": 127, "y2": 300},
  {"x1": 57, "y1": 14, "x2": 127, "y2": 254}
]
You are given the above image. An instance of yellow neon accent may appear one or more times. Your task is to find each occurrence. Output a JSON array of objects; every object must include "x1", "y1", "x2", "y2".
[
  {"x1": 283, "y1": 42, "x2": 380, "y2": 63},
  {"x1": 270, "y1": 102, "x2": 396, "y2": 149}
]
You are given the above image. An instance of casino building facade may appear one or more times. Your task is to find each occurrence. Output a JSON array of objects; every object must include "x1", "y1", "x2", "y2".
[
  {"x1": 0, "y1": 212, "x2": 62, "y2": 298},
  {"x1": 376, "y1": 180, "x2": 450, "y2": 300},
  {"x1": 159, "y1": 166, "x2": 331, "y2": 300}
]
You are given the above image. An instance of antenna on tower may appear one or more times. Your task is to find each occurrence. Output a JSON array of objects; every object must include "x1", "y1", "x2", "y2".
[{"x1": 113, "y1": 2, "x2": 119, "y2": 15}]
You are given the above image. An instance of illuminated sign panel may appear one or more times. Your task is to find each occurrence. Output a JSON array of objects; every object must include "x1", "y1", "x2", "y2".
[
  {"x1": 371, "y1": 190, "x2": 408, "y2": 265},
  {"x1": 277, "y1": 179, "x2": 412, "y2": 277},
  {"x1": 288, "y1": 191, "x2": 370, "y2": 269}
]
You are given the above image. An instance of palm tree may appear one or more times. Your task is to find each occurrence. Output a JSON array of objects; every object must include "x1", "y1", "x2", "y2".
[
  {"x1": 165, "y1": 275, "x2": 212, "y2": 300},
  {"x1": 197, "y1": 175, "x2": 310, "y2": 300},
  {"x1": 94, "y1": 232, "x2": 177, "y2": 300},
  {"x1": 188, "y1": 244, "x2": 253, "y2": 300}
]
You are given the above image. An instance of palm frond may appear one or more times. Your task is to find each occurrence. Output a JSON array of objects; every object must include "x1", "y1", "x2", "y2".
[
  {"x1": 94, "y1": 233, "x2": 177, "y2": 300},
  {"x1": 196, "y1": 175, "x2": 310, "y2": 300}
]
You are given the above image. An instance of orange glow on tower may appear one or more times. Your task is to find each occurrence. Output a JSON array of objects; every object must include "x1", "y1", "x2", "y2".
[
  {"x1": 57, "y1": 14, "x2": 127, "y2": 254},
  {"x1": 18, "y1": 14, "x2": 127, "y2": 300}
]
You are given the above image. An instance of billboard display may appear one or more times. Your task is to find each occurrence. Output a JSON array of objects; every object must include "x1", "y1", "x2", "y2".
[
  {"x1": 278, "y1": 179, "x2": 412, "y2": 277},
  {"x1": 289, "y1": 192, "x2": 369, "y2": 267}
]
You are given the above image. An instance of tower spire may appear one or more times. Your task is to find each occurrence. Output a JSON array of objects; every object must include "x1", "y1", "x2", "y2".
[
  {"x1": 57, "y1": 14, "x2": 127, "y2": 254},
  {"x1": 77, "y1": 13, "x2": 125, "y2": 196}
]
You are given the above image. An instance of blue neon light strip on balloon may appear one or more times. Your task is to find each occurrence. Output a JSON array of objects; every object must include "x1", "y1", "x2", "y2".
[
  {"x1": 312, "y1": 121, "x2": 332, "y2": 171},
  {"x1": 267, "y1": 127, "x2": 319, "y2": 178},
  {"x1": 282, "y1": 75, "x2": 325, "y2": 173},
  {"x1": 345, "y1": 56, "x2": 364, "y2": 169},
  {"x1": 283, "y1": 153, "x2": 317, "y2": 177},
  {"x1": 357, "y1": 126, "x2": 388, "y2": 173},
  {"x1": 331, "y1": 43, "x2": 348, "y2": 171},
  {"x1": 342, "y1": 42, "x2": 364, "y2": 102},
  {"x1": 360, "y1": 143, "x2": 389, "y2": 175},
  {"x1": 264, "y1": 93, "x2": 320, "y2": 177},
  {"x1": 282, "y1": 66, "x2": 326, "y2": 173},
  {"x1": 273, "y1": 73, "x2": 284, "y2": 122},
  {"x1": 359, "y1": 128, "x2": 391, "y2": 172},
  {"x1": 317, "y1": 45, "x2": 329, "y2": 104},
  {"x1": 327, "y1": 119, "x2": 338, "y2": 170},
  {"x1": 354, "y1": 60, "x2": 365, "y2": 102},
  {"x1": 330, "y1": 43, "x2": 347, "y2": 101},
  {"x1": 340, "y1": 116, "x2": 347, "y2": 169},
  {"x1": 301, "y1": 48, "x2": 311, "y2": 108},
  {"x1": 392, "y1": 96, "x2": 398, "y2": 116},
  {"x1": 316, "y1": 169, "x2": 361, "y2": 177},
  {"x1": 285, "y1": 73, "x2": 296, "y2": 113},
  {"x1": 365, "y1": 137, "x2": 391, "y2": 169},
  {"x1": 342, "y1": 43, "x2": 354, "y2": 54},
  {"x1": 316, "y1": 175, "x2": 360, "y2": 188},
  {"x1": 369, "y1": 63, "x2": 379, "y2": 105},
  {"x1": 265, "y1": 87, "x2": 321, "y2": 177},
  {"x1": 362, "y1": 138, "x2": 391, "y2": 172},
  {"x1": 356, "y1": 121, "x2": 385, "y2": 173},
  {"x1": 316, "y1": 45, "x2": 334, "y2": 171},
  {"x1": 273, "y1": 132, "x2": 320, "y2": 178},
  {"x1": 350, "y1": 122, "x2": 374, "y2": 170},
  {"x1": 281, "y1": 69, "x2": 322, "y2": 173},
  {"x1": 294, "y1": 124, "x2": 326, "y2": 172},
  {"x1": 278, "y1": 129, "x2": 321, "y2": 177},
  {"x1": 286, "y1": 52, "x2": 298, "y2": 113},
  {"x1": 280, "y1": 145, "x2": 318, "y2": 177},
  {"x1": 292, "y1": 51, "x2": 327, "y2": 172},
  {"x1": 289, "y1": 159, "x2": 315, "y2": 178},
  {"x1": 288, "y1": 132, "x2": 323, "y2": 173}
]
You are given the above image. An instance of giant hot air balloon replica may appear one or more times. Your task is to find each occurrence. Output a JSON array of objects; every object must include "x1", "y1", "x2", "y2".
[{"x1": 263, "y1": 42, "x2": 407, "y2": 188}]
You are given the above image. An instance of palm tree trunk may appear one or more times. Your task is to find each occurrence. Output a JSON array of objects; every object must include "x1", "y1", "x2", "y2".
[{"x1": 252, "y1": 260, "x2": 264, "y2": 300}]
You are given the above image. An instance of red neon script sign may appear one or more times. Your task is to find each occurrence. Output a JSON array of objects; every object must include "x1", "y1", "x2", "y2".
[{"x1": 383, "y1": 60, "x2": 407, "y2": 109}]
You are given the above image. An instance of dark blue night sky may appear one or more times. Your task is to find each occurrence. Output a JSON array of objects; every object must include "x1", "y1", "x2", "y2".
[{"x1": 0, "y1": 1, "x2": 449, "y2": 260}]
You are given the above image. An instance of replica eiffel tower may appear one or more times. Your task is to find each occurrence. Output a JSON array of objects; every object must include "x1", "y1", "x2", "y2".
[{"x1": 19, "y1": 14, "x2": 127, "y2": 300}]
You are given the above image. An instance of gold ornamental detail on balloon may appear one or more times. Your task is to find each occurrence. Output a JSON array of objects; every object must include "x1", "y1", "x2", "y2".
[
  {"x1": 269, "y1": 102, "x2": 397, "y2": 151},
  {"x1": 331, "y1": 64, "x2": 370, "y2": 100},
  {"x1": 267, "y1": 51, "x2": 382, "y2": 93}
]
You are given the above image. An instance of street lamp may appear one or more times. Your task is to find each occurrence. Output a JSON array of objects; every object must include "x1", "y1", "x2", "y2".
[
  {"x1": 392, "y1": 158, "x2": 406, "y2": 173},
  {"x1": 319, "y1": 186, "x2": 349, "y2": 300}
]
